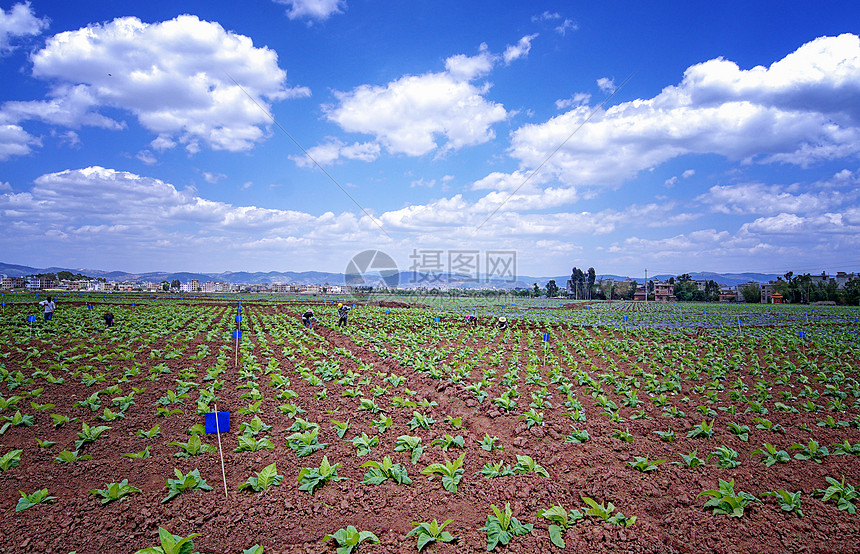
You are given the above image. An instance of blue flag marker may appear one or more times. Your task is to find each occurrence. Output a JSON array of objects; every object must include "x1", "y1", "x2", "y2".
[
  {"x1": 799, "y1": 330, "x2": 805, "y2": 338},
  {"x1": 204, "y1": 411, "x2": 230, "y2": 434},
  {"x1": 386, "y1": 309, "x2": 391, "y2": 315},
  {"x1": 623, "y1": 315, "x2": 628, "y2": 322},
  {"x1": 232, "y1": 330, "x2": 242, "y2": 339},
  {"x1": 1, "y1": 302, "x2": 5, "y2": 308},
  {"x1": 434, "y1": 317, "x2": 440, "y2": 323},
  {"x1": 542, "y1": 333, "x2": 550, "y2": 342},
  {"x1": 236, "y1": 315, "x2": 242, "y2": 322},
  {"x1": 87, "y1": 303, "x2": 93, "y2": 309},
  {"x1": 28, "y1": 315, "x2": 36, "y2": 322}
]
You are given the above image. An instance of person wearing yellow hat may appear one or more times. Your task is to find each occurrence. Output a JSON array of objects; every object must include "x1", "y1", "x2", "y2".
[
  {"x1": 337, "y1": 302, "x2": 350, "y2": 327},
  {"x1": 498, "y1": 316, "x2": 508, "y2": 330}
]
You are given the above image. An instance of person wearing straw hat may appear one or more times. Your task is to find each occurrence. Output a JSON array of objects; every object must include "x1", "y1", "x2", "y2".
[
  {"x1": 498, "y1": 316, "x2": 508, "y2": 330},
  {"x1": 301, "y1": 308, "x2": 317, "y2": 329}
]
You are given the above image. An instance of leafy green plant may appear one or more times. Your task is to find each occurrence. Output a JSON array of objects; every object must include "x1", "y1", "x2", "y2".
[
  {"x1": 323, "y1": 526, "x2": 379, "y2": 554},
  {"x1": 421, "y1": 452, "x2": 465, "y2": 493},
  {"x1": 54, "y1": 449, "x2": 93, "y2": 463},
  {"x1": 581, "y1": 496, "x2": 635, "y2": 526},
  {"x1": 513, "y1": 454, "x2": 549, "y2": 477},
  {"x1": 479, "y1": 460, "x2": 515, "y2": 478},
  {"x1": 0, "y1": 410, "x2": 34, "y2": 434},
  {"x1": 394, "y1": 435, "x2": 424, "y2": 464},
  {"x1": 331, "y1": 418, "x2": 350, "y2": 439},
  {"x1": 564, "y1": 428, "x2": 590, "y2": 443},
  {"x1": 431, "y1": 434, "x2": 465, "y2": 451},
  {"x1": 612, "y1": 428, "x2": 634, "y2": 442},
  {"x1": 698, "y1": 479, "x2": 759, "y2": 517},
  {"x1": 15, "y1": 488, "x2": 57, "y2": 512},
  {"x1": 753, "y1": 417, "x2": 785, "y2": 434},
  {"x1": 790, "y1": 439, "x2": 829, "y2": 462},
  {"x1": 0, "y1": 448, "x2": 22, "y2": 471},
  {"x1": 122, "y1": 446, "x2": 152, "y2": 459},
  {"x1": 726, "y1": 421, "x2": 750, "y2": 442},
  {"x1": 537, "y1": 504, "x2": 583, "y2": 548},
  {"x1": 409, "y1": 411, "x2": 436, "y2": 430},
  {"x1": 762, "y1": 489, "x2": 803, "y2": 517},
  {"x1": 372, "y1": 414, "x2": 393, "y2": 434},
  {"x1": 831, "y1": 440, "x2": 860, "y2": 456},
  {"x1": 628, "y1": 455, "x2": 665, "y2": 473},
  {"x1": 518, "y1": 408, "x2": 544, "y2": 429},
  {"x1": 137, "y1": 424, "x2": 162, "y2": 438},
  {"x1": 479, "y1": 503, "x2": 533, "y2": 551},
  {"x1": 361, "y1": 456, "x2": 412, "y2": 485},
  {"x1": 50, "y1": 413, "x2": 78, "y2": 428},
  {"x1": 407, "y1": 519, "x2": 458, "y2": 551},
  {"x1": 170, "y1": 435, "x2": 216, "y2": 458},
  {"x1": 752, "y1": 443, "x2": 790, "y2": 467},
  {"x1": 285, "y1": 428, "x2": 325, "y2": 456},
  {"x1": 162, "y1": 468, "x2": 213, "y2": 503},
  {"x1": 477, "y1": 433, "x2": 503, "y2": 451},
  {"x1": 653, "y1": 428, "x2": 675, "y2": 442},
  {"x1": 351, "y1": 433, "x2": 380, "y2": 456},
  {"x1": 90, "y1": 479, "x2": 142, "y2": 504},
  {"x1": 812, "y1": 476, "x2": 858, "y2": 513},
  {"x1": 673, "y1": 450, "x2": 705, "y2": 467},
  {"x1": 687, "y1": 420, "x2": 714, "y2": 439},
  {"x1": 707, "y1": 445, "x2": 741, "y2": 468},
  {"x1": 239, "y1": 415, "x2": 272, "y2": 436},
  {"x1": 133, "y1": 527, "x2": 200, "y2": 554},
  {"x1": 233, "y1": 435, "x2": 275, "y2": 453},
  {"x1": 298, "y1": 456, "x2": 346, "y2": 495},
  {"x1": 74, "y1": 422, "x2": 111, "y2": 450},
  {"x1": 239, "y1": 462, "x2": 283, "y2": 493}
]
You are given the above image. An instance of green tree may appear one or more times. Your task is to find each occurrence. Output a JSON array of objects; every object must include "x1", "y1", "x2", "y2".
[
  {"x1": 738, "y1": 282, "x2": 761, "y2": 303},
  {"x1": 587, "y1": 267, "x2": 596, "y2": 299},
  {"x1": 170, "y1": 279, "x2": 181, "y2": 290},
  {"x1": 546, "y1": 280, "x2": 559, "y2": 297},
  {"x1": 841, "y1": 278, "x2": 860, "y2": 305},
  {"x1": 533, "y1": 283, "x2": 541, "y2": 297}
]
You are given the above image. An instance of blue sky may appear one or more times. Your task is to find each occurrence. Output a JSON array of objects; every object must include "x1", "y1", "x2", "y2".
[{"x1": 1, "y1": 1, "x2": 859, "y2": 279}]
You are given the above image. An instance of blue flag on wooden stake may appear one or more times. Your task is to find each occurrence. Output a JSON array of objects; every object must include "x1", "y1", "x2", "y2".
[
  {"x1": 232, "y1": 330, "x2": 242, "y2": 339},
  {"x1": 386, "y1": 309, "x2": 391, "y2": 314},
  {"x1": 236, "y1": 315, "x2": 242, "y2": 322},
  {"x1": 542, "y1": 333, "x2": 550, "y2": 342},
  {"x1": 28, "y1": 315, "x2": 35, "y2": 322},
  {"x1": 799, "y1": 330, "x2": 805, "y2": 338},
  {"x1": 623, "y1": 315, "x2": 628, "y2": 322},
  {"x1": 204, "y1": 412, "x2": 230, "y2": 434},
  {"x1": 434, "y1": 317, "x2": 440, "y2": 323}
]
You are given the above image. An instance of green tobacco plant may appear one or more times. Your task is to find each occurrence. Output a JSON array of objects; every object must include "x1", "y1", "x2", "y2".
[
  {"x1": 581, "y1": 496, "x2": 636, "y2": 526},
  {"x1": 762, "y1": 489, "x2": 803, "y2": 517},
  {"x1": 331, "y1": 419, "x2": 350, "y2": 439},
  {"x1": 170, "y1": 435, "x2": 216, "y2": 458},
  {"x1": 287, "y1": 424, "x2": 328, "y2": 458},
  {"x1": 431, "y1": 434, "x2": 465, "y2": 451},
  {"x1": 673, "y1": 450, "x2": 705, "y2": 468},
  {"x1": 394, "y1": 435, "x2": 424, "y2": 464},
  {"x1": 707, "y1": 445, "x2": 741, "y2": 468},
  {"x1": 831, "y1": 440, "x2": 860, "y2": 456},
  {"x1": 612, "y1": 428, "x2": 634, "y2": 442},
  {"x1": 537, "y1": 504, "x2": 583, "y2": 548},
  {"x1": 239, "y1": 462, "x2": 283, "y2": 493},
  {"x1": 479, "y1": 503, "x2": 533, "y2": 551},
  {"x1": 408, "y1": 411, "x2": 436, "y2": 430},
  {"x1": 698, "y1": 479, "x2": 759, "y2": 517},
  {"x1": 421, "y1": 452, "x2": 465, "y2": 493},
  {"x1": 323, "y1": 526, "x2": 379, "y2": 554},
  {"x1": 351, "y1": 433, "x2": 379, "y2": 456},
  {"x1": 361, "y1": 456, "x2": 412, "y2": 485},
  {"x1": 407, "y1": 519, "x2": 458, "y2": 551},
  {"x1": 518, "y1": 408, "x2": 544, "y2": 429},
  {"x1": 137, "y1": 424, "x2": 162, "y2": 438},
  {"x1": 162, "y1": 468, "x2": 213, "y2": 503},
  {"x1": 752, "y1": 443, "x2": 790, "y2": 467},
  {"x1": 0, "y1": 448, "x2": 22, "y2": 471},
  {"x1": 477, "y1": 433, "x2": 503, "y2": 451},
  {"x1": 54, "y1": 450, "x2": 93, "y2": 463},
  {"x1": 513, "y1": 454, "x2": 549, "y2": 477},
  {"x1": 812, "y1": 476, "x2": 858, "y2": 513},
  {"x1": 790, "y1": 439, "x2": 829, "y2": 462},
  {"x1": 478, "y1": 460, "x2": 515, "y2": 478},
  {"x1": 726, "y1": 421, "x2": 750, "y2": 442},
  {"x1": 0, "y1": 410, "x2": 34, "y2": 434},
  {"x1": 75, "y1": 422, "x2": 111, "y2": 450},
  {"x1": 564, "y1": 428, "x2": 590, "y2": 443},
  {"x1": 134, "y1": 527, "x2": 200, "y2": 554},
  {"x1": 298, "y1": 456, "x2": 346, "y2": 495},
  {"x1": 753, "y1": 417, "x2": 785, "y2": 434},
  {"x1": 50, "y1": 414, "x2": 78, "y2": 428},
  {"x1": 687, "y1": 420, "x2": 714, "y2": 439},
  {"x1": 15, "y1": 488, "x2": 57, "y2": 512},
  {"x1": 239, "y1": 415, "x2": 272, "y2": 436},
  {"x1": 234, "y1": 435, "x2": 275, "y2": 453},
  {"x1": 90, "y1": 479, "x2": 142, "y2": 504},
  {"x1": 628, "y1": 455, "x2": 665, "y2": 473},
  {"x1": 653, "y1": 428, "x2": 675, "y2": 442},
  {"x1": 122, "y1": 446, "x2": 152, "y2": 459},
  {"x1": 372, "y1": 414, "x2": 393, "y2": 434}
]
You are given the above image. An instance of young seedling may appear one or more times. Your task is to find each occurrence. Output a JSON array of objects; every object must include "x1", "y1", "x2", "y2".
[
  {"x1": 351, "y1": 433, "x2": 380, "y2": 456},
  {"x1": 762, "y1": 489, "x2": 803, "y2": 517},
  {"x1": 297, "y1": 456, "x2": 346, "y2": 495},
  {"x1": 137, "y1": 424, "x2": 161, "y2": 438},
  {"x1": 790, "y1": 439, "x2": 829, "y2": 463},
  {"x1": 394, "y1": 435, "x2": 424, "y2": 464},
  {"x1": 170, "y1": 435, "x2": 216, "y2": 458},
  {"x1": 372, "y1": 414, "x2": 393, "y2": 434},
  {"x1": 15, "y1": 489, "x2": 57, "y2": 512},
  {"x1": 653, "y1": 429, "x2": 675, "y2": 442},
  {"x1": 518, "y1": 408, "x2": 544, "y2": 429},
  {"x1": 323, "y1": 526, "x2": 379, "y2": 554},
  {"x1": 564, "y1": 428, "x2": 590, "y2": 443},
  {"x1": 831, "y1": 440, "x2": 860, "y2": 456},
  {"x1": 54, "y1": 450, "x2": 93, "y2": 463},
  {"x1": 284, "y1": 428, "x2": 325, "y2": 456},
  {"x1": 687, "y1": 420, "x2": 714, "y2": 439},
  {"x1": 239, "y1": 462, "x2": 283, "y2": 493},
  {"x1": 239, "y1": 415, "x2": 272, "y2": 436},
  {"x1": 812, "y1": 476, "x2": 858, "y2": 513},
  {"x1": 581, "y1": 496, "x2": 636, "y2": 526},
  {"x1": 407, "y1": 519, "x2": 458, "y2": 551},
  {"x1": 479, "y1": 503, "x2": 533, "y2": 551},
  {"x1": 752, "y1": 443, "x2": 790, "y2": 467},
  {"x1": 478, "y1": 460, "x2": 515, "y2": 478},
  {"x1": 50, "y1": 414, "x2": 78, "y2": 428},
  {"x1": 726, "y1": 421, "x2": 750, "y2": 442},
  {"x1": 0, "y1": 410, "x2": 34, "y2": 434},
  {"x1": 421, "y1": 452, "x2": 466, "y2": 493},
  {"x1": 431, "y1": 434, "x2": 465, "y2": 451},
  {"x1": 361, "y1": 456, "x2": 412, "y2": 485},
  {"x1": 0, "y1": 449, "x2": 22, "y2": 471},
  {"x1": 698, "y1": 479, "x2": 759, "y2": 517},
  {"x1": 627, "y1": 455, "x2": 665, "y2": 473},
  {"x1": 162, "y1": 468, "x2": 213, "y2": 503},
  {"x1": 122, "y1": 446, "x2": 152, "y2": 459},
  {"x1": 331, "y1": 418, "x2": 350, "y2": 439},
  {"x1": 90, "y1": 479, "x2": 142, "y2": 504},
  {"x1": 707, "y1": 445, "x2": 741, "y2": 469},
  {"x1": 35, "y1": 437, "x2": 56, "y2": 448},
  {"x1": 753, "y1": 417, "x2": 785, "y2": 434},
  {"x1": 537, "y1": 504, "x2": 583, "y2": 548},
  {"x1": 477, "y1": 433, "x2": 503, "y2": 451},
  {"x1": 612, "y1": 428, "x2": 634, "y2": 442},
  {"x1": 133, "y1": 527, "x2": 200, "y2": 554},
  {"x1": 512, "y1": 454, "x2": 549, "y2": 477},
  {"x1": 408, "y1": 411, "x2": 436, "y2": 431}
]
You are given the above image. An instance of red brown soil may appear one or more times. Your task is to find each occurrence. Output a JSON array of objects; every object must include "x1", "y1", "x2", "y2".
[{"x1": 0, "y1": 303, "x2": 858, "y2": 553}]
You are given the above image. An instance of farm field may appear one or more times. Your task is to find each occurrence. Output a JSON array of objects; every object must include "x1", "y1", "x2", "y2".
[{"x1": 1, "y1": 294, "x2": 859, "y2": 553}]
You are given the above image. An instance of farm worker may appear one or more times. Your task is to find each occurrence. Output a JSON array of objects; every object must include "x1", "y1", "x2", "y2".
[
  {"x1": 301, "y1": 308, "x2": 318, "y2": 329},
  {"x1": 103, "y1": 312, "x2": 115, "y2": 327},
  {"x1": 38, "y1": 296, "x2": 55, "y2": 322},
  {"x1": 337, "y1": 303, "x2": 350, "y2": 327},
  {"x1": 498, "y1": 316, "x2": 508, "y2": 330},
  {"x1": 466, "y1": 314, "x2": 477, "y2": 326}
]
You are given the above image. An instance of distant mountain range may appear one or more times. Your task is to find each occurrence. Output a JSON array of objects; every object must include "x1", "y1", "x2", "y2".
[{"x1": 0, "y1": 261, "x2": 782, "y2": 288}]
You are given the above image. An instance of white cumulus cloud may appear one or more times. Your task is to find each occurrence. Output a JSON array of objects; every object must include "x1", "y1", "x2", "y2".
[
  {"x1": 0, "y1": 2, "x2": 48, "y2": 53},
  {"x1": 274, "y1": 0, "x2": 345, "y2": 21}
]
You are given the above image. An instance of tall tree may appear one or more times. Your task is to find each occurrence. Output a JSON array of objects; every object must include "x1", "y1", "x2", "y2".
[
  {"x1": 587, "y1": 267, "x2": 596, "y2": 300},
  {"x1": 546, "y1": 279, "x2": 559, "y2": 297}
]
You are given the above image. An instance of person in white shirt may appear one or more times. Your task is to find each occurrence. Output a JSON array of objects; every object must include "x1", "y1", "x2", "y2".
[{"x1": 38, "y1": 296, "x2": 56, "y2": 322}]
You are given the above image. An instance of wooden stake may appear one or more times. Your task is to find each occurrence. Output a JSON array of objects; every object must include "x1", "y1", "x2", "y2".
[{"x1": 213, "y1": 403, "x2": 228, "y2": 499}]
